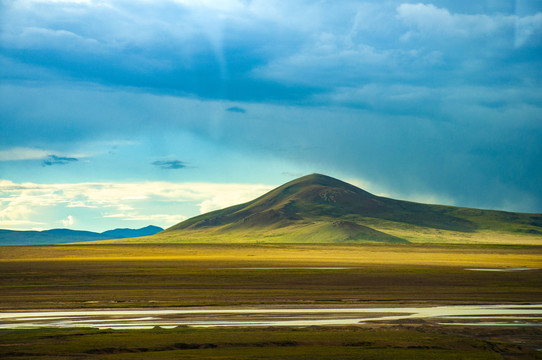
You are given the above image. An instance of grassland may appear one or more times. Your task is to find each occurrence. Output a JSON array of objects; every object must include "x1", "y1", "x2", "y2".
[
  {"x1": 109, "y1": 222, "x2": 542, "y2": 245},
  {"x1": 2, "y1": 326, "x2": 541, "y2": 359},
  {"x1": 1, "y1": 243, "x2": 541, "y2": 309},
  {"x1": 1, "y1": 242, "x2": 541, "y2": 358},
  {"x1": 2, "y1": 174, "x2": 541, "y2": 358}
]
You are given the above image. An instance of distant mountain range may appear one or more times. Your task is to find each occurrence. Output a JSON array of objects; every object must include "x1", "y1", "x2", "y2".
[
  {"x1": 0, "y1": 225, "x2": 163, "y2": 246},
  {"x1": 152, "y1": 174, "x2": 542, "y2": 244}
]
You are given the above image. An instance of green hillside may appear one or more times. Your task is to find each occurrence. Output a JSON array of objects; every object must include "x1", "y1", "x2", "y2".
[
  {"x1": 100, "y1": 174, "x2": 542, "y2": 245},
  {"x1": 143, "y1": 174, "x2": 541, "y2": 244}
]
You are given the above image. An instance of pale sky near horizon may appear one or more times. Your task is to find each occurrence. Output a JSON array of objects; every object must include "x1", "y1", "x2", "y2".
[{"x1": 1, "y1": 0, "x2": 541, "y2": 231}]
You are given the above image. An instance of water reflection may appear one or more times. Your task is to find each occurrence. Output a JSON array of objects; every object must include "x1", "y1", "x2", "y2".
[
  {"x1": 465, "y1": 268, "x2": 538, "y2": 272},
  {"x1": 1, "y1": 304, "x2": 541, "y2": 329}
]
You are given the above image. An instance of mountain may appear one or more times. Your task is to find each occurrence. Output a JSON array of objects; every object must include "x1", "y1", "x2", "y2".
[
  {"x1": 0, "y1": 225, "x2": 163, "y2": 246},
  {"x1": 101, "y1": 225, "x2": 163, "y2": 239},
  {"x1": 157, "y1": 174, "x2": 542, "y2": 244}
]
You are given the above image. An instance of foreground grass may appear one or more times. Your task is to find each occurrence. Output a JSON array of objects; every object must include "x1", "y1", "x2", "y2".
[
  {"x1": 1, "y1": 326, "x2": 540, "y2": 360},
  {"x1": 1, "y1": 243, "x2": 541, "y2": 359},
  {"x1": 0, "y1": 244, "x2": 541, "y2": 309}
]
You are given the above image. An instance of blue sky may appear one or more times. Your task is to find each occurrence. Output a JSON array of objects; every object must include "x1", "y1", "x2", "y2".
[{"x1": 1, "y1": 0, "x2": 541, "y2": 231}]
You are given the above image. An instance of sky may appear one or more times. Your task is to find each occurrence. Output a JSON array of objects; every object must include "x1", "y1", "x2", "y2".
[{"x1": 1, "y1": 0, "x2": 541, "y2": 232}]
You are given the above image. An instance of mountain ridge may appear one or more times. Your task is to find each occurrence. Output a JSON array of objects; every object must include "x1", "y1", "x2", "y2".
[{"x1": 0, "y1": 225, "x2": 163, "y2": 246}]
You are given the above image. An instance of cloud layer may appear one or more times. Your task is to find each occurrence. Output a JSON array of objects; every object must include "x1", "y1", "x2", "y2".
[
  {"x1": 3, "y1": 1, "x2": 538, "y2": 102},
  {"x1": 0, "y1": 1, "x2": 541, "y2": 230},
  {"x1": 0, "y1": 179, "x2": 273, "y2": 231}
]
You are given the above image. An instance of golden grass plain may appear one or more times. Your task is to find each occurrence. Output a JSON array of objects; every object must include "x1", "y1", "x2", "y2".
[
  {"x1": 1, "y1": 243, "x2": 541, "y2": 267},
  {"x1": 1, "y1": 243, "x2": 541, "y2": 310},
  {"x1": 1, "y1": 243, "x2": 541, "y2": 359}
]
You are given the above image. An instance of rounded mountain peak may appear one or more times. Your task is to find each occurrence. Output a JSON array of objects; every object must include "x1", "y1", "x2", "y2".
[{"x1": 273, "y1": 173, "x2": 375, "y2": 199}]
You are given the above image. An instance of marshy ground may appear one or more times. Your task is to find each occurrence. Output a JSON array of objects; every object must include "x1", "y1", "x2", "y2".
[
  {"x1": 1, "y1": 243, "x2": 541, "y2": 358},
  {"x1": 1, "y1": 324, "x2": 542, "y2": 359}
]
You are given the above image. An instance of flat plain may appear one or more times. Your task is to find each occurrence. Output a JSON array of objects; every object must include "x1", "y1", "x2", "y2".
[
  {"x1": 1, "y1": 242, "x2": 541, "y2": 358},
  {"x1": 1, "y1": 243, "x2": 541, "y2": 309}
]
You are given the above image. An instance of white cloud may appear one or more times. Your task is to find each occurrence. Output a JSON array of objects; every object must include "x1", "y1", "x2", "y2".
[
  {"x1": 0, "y1": 197, "x2": 34, "y2": 222},
  {"x1": 0, "y1": 179, "x2": 274, "y2": 230},
  {"x1": 198, "y1": 186, "x2": 266, "y2": 214},
  {"x1": 254, "y1": 34, "x2": 395, "y2": 86},
  {"x1": 397, "y1": 3, "x2": 542, "y2": 47},
  {"x1": 515, "y1": 12, "x2": 542, "y2": 47},
  {"x1": 0, "y1": 147, "x2": 88, "y2": 161},
  {"x1": 397, "y1": 4, "x2": 505, "y2": 37},
  {"x1": 11, "y1": 27, "x2": 101, "y2": 50},
  {"x1": 121, "y1": 196, "x2": 147, "y2": 200},
  {"x1": 169, "y1": 0, "x2": 245, "y2": 12},
  {"x1": 0, "y1": 147, "x2": 49, "y2": 161},
  {"x1": 61, "y1": 215, "x2": 74, "y2": 227},
  {"x1": 103, "y1": 213, "x2": 126, "y2": 218},
  {"x1": 26, "y1": 0, "x2": 94, "y2": 4}
]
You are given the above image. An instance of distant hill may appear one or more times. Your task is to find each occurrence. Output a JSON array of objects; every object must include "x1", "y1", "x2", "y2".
[
  {"x1": 150, "y1": 174, "x2": 542, "y2": 244},
  {"x1": 0, "y1": 225, "x2": 163, "y2": 246},
  {"x1": 101, "y1": 226, "x2": 164, "y2": 239}
]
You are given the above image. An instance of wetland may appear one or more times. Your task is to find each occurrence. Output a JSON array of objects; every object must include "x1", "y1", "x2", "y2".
[{"x1": 1, "y1": 243, "x2": 541, "y2": 358}]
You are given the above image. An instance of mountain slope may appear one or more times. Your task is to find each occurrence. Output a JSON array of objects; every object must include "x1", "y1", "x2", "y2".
[
  {"x1": 159, "y1": 174, "x2": 542, "y2": 244},
  {"x1": 0, "y1": 225, "x2": 164, "y2": 246},
  {"x1": 169, "y1": 174, "x2": 474, "y2": 233}
]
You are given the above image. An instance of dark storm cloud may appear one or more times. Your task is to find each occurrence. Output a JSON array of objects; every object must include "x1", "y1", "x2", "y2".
[
  {"x1": 1, "y1": 1, "x2": 540, "y2": 105},
  {"x1": 226, "y1": 106, "x2": 246, "y2": 113},
  {"x1": 1, "y1": 1, "x2": 541, "y2": 213},
  {"x1": 42, "y1": 155, "x2": 78, "y2": 166},
  {"x1": 152, "y1": 160, "x2": 187, "y2": 170},
  {"x1": 0, "y1": 1, "x2": 314, "y2": 102}
]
